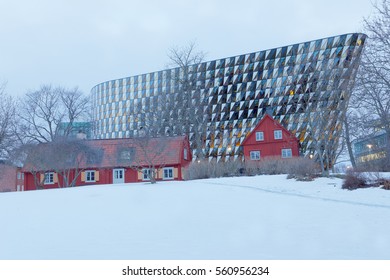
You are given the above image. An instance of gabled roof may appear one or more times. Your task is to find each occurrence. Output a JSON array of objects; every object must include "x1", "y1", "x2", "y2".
[
  {"x1": 241, "y1": 114, "x2": 299, "y2": 146},
  {"x1": 22, "y1": 136, "x2": 189, "y2": 171},
  {"x1": 85, "y1": 135, "x2": 188, "y2": 168}
]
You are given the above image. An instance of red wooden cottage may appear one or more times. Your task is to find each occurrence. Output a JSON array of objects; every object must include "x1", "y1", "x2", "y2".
[
  {"x1": 22, "y1": 136, "x2": 192, "y2": 191},
  {"x1": 241, "y1": 114, "x2": 300, "y2": 161}
]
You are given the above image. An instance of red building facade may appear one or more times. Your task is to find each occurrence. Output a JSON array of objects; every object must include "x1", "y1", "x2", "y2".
[
  {"x1": 23, "y1": 136, "x2": 192, "y2": 191},
  {"x1": 0, "y1": 164, "x2": 24, "y2": 192},
  {"x1": 241, "y1": 114, "x2": 300, "y2": 161}
]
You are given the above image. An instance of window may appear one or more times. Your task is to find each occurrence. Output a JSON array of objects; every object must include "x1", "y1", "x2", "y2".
[
  {"x1": 119, "y1": 148, "x2": 135, "y2": 161},
  {"x1": 163, "y1": 167, "x2": 174, "y2": 180},
  {"x1": 142, "y1": 169, "x2": 151, "y2": 181},
  {"x1": 17, "y1": 172, "x2": 21, "y2": 180},
  {"x1": 85, "y1": 170, "x2": 95, "y2": 182},
  {"x1": 250, "y1": 151, "x2": 260, "y2": 160},
  {"x1": 255, "y1": 131, "x2": 264, "y2": 141},
  {"x1": 274, "y1": 130, "x2": 282, "y2": 139},
  {"x1": 184, "y1": 148, "x2": 188, "y2": 160},
  {"x1": 44, "y1": 172, "x2": 54, "y2": 184},
  {"x1": 282, "y1": 148, "x2": 292, "y2": 158}
]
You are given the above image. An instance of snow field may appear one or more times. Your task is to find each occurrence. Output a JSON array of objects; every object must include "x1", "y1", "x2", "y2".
[{"x1": 1, "y1": 175, "x2": 389, "y2": 259}]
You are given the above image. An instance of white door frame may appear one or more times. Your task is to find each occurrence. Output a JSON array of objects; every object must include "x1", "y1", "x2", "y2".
[{"x1": 113, "y1": 168, "x2": 125, "y2": 184}]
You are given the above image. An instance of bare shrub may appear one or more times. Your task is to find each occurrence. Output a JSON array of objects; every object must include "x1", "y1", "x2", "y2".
[
  {"x1": 183, "y1": 160, "x2": 244, "y2": 180},
  {"x1": 245, "y1": 156, "x2": 319, "y2": 179},
  {"x1": 257, "y1": 156, "x2": 285, "y2": 175},
  {"x1": 287, "y1": 157, "x2": 320, "y2": 181},
  {"x1": 342, "y1": 171, "x2": 367, "y2": 190},
  {"x1": 383, "y1": 180, "x2": 390, "y2": 190},
  {"x1": 184, "y1": 157, "x2": 319, "y2": 181}
]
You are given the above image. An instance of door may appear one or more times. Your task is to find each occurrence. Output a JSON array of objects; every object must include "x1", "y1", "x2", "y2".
[{"x1": 113, "y1": 168, "x2": 125, "y2": 184}]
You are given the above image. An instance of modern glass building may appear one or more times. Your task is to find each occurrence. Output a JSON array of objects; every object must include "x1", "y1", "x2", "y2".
[{"x1": 91, "y1": 33, "x2": 366, "y2": 162}]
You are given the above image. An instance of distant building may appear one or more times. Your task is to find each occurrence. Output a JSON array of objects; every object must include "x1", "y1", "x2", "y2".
[
  {"x1": 241, "y1": 114, "x2": 300, "y2": 161},
  {"x1": 353, "y1": 131, "x2": 388, "y2": 167},
  {"x1": 57, "y1": 122, "x2": 92, "y2": 139},
  {"x1": 0, "y1": 163, "x2": 24, "y2": 192},
  {"x1": 22, "y1": 136, "x2": 191, "y2": 191}
]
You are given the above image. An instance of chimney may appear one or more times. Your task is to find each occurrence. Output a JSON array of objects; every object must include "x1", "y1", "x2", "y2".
[{"x1": 76, "y1": 130, "x2": 87, "y2": 140}]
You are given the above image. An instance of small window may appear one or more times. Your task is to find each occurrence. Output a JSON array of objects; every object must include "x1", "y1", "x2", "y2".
[
  {"x1": 274, "y1": 130, "x2": 282, "y2": 140},
  {"x1": 17, "y1": 172, "x2": 21, "y2": 180},
  {"x1": 44, "y1": 172, "x2": 54, "y2": 184},
  {"x1": 142, "y1": 169, "x2": 151, "y2": 181},
  {"x1": 282, "y1": 148, "x2": 292, "y2": 158},
  {"x1": 85, "y1": 170, "x2": 95, "y2": 182},
  {"x1": 184, "y1": 148, "x2": 188, "y2": 160},
  {"x1": 163, "y1": 167, "x2": 174, "y2": 180},
  {"x1": 119, "y1": 148, "x2": 135, "y2": 161},
  {"x1": 256, "y1": 131, "x2": 264, "y2": 141},
  {"x1": 250, "y1": 151, "x2": 260, "y2": 160}
]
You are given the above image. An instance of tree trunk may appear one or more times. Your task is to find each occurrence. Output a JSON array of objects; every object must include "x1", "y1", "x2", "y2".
[{"x1": 344, "y1": 117, "x2": 356, "y2": 169}]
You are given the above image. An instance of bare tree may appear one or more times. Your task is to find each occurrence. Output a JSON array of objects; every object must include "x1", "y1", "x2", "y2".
[
  {"x1": 341, "y1": 110, "x2": 375, "y2": 169},
  {"x1": 348, "y1": 0, "x2": 390, "y2": 168},
  {"x1": 0, "y1": 82, "x2": 17, "y2": 158},
  {"x1": 45, "y1": 139, "x2": 95, "y2": 188},
  {"x1": 59, "y1": 87, "x2": 89, "y2": 137},
  {"x1": 159, "y1": 41, "x2": 207, "y2": 160},
  {"x1": 306, "y1": 109, "x2": 335, "y2": 176},
  {"x1": 17, "y1": 139, "x2": 98, "y2": 189},
  {"x1": 128, "y1": 128, "x2": 170, "y2": 184},
  {"x1": 15, "y1": 143, "x2": 48, "y2": 189},
  {"x1": 342, "y1": 112, "x2": 357, "y2": 168},
  {"x1": 17, "y1": 85, "x2": 90, "y2": 143},
  {"x1": 18, "y1": 85, "x2": 62, "y2": 143}
]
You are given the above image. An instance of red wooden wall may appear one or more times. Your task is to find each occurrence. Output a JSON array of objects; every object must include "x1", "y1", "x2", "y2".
[{"x1": 242, "y1": 114, "x2": 300, "y2": 160}]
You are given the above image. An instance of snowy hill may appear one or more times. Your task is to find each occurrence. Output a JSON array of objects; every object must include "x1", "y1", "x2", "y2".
[{"x1": 1, "y1": 175, "x2": 389, "y2": 260}]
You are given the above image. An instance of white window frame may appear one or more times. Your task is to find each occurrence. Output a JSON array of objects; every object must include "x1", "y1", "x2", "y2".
[
  {"x1": 282, "y1": 148, "x2": 292, "y2": 158},
  {"x1": 85, "y1": 170, "x2": 96, "y2": 182},
  {"x1": 163, "y1": 167, "x2": 174, "y2": 180},
  {"x1": 44, "y1": 172, "x2": 54, "y2": 185},
  {"x1": 183, "y1": 148, "x2": 188, "y2": 160},
  {"x1": 250, "y1": 151, "x2": 261, "y2": 160},
  {"x1": 255, "y1": 131, "x2": 264, "y2": 141},
  {"x1": 142, "y1": 168, "x2": 151, "y2": 181},
  {"x1": 274, "y1": 130, "x2": 282, "y2": 140}
]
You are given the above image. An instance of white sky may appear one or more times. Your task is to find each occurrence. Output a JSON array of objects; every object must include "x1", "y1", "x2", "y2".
[{"x1": 0, "y1": 0, "x2": 374, "y2": 97}]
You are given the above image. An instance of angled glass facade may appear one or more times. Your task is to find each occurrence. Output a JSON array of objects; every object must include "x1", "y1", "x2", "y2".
[{"x1": 91, "y1": 33, "x2": 366, "y2": 161}]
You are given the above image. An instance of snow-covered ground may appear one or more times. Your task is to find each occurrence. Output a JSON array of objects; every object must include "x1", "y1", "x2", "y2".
[{"x1": 1, "y1": 175, "x2": 390, "y2": 260}]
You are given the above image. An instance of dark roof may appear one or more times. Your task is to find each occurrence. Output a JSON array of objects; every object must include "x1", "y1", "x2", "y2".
[
  {"x1": 22, "y1": 136, "x2": 189, "y2": 171},
  {"x1": 85, "y1": 136, "x2": 187, "y2": 168}
]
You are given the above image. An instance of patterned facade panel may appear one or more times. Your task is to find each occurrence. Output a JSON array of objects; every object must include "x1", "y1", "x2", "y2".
[{"x1": 91, "y1": 33, "x2": 366, "y2": 162}]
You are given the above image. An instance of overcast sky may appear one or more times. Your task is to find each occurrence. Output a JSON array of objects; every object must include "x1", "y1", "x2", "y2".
[{"x1": 0, "y1": 0, "x2": 374, "y2": 97}]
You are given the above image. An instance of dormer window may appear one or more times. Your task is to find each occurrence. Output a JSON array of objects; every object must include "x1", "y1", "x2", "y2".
[
  {"x1": 120, "y1": 148, "x2": 135, "y2": 161},
  {"x1": 256, "y1": 131, "x2": 264, "y2": 141},
  {"x1": 274, "y1": 130, "x2": 282, "y2": 140}
]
